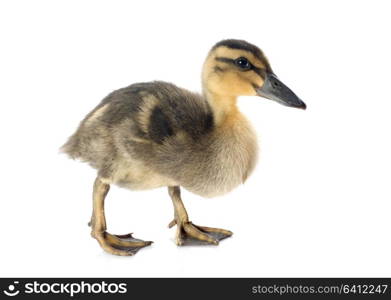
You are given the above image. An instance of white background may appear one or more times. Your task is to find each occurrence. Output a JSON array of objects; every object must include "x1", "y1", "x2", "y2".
[{"x1": 1, "y1": 0, "x2": 390, "y2": 277}]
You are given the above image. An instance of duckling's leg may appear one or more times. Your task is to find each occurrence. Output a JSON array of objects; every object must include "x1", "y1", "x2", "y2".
[
  {"x1": 89, "y1": 177, "x2": 153, "y2": 256},
  {"x1": 168, "y1": 186, "x2": 232, "y2": 246}
]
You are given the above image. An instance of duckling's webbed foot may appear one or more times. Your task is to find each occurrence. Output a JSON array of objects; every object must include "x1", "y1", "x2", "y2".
[
  {"x1": 168, "y1": 219, "x2": 232, "y2": 246},
  {"x1": 168, "y1": 186, "x2": 233, "y2": 246},
  {"x1": 90, "y1": 177, "x2": 152, "y2": 256},
  {"x1": 91, "y1": 231, "x2": 152, "y2": 256}
]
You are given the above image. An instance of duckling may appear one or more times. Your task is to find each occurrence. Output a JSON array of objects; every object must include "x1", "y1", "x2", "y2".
[{"x1": 61, "y1": 39, "x2": 306, "y2": 256}]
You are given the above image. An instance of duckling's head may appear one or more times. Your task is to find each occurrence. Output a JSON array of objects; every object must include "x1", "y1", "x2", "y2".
[{"x1": 202, "y1": 39, "x2": 306, "y2": 109}]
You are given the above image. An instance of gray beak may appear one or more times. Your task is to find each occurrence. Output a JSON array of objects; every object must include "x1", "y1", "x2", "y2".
[{"x1": 256, "y1": 72, "x2": 306, "y2": 109}]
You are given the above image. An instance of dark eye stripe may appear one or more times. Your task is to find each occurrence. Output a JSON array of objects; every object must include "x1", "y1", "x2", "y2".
[
  {"x1": 252, "y1": 66, "x2": 266, "y2": 79},
  {"x1": 215, "y1": 57, "x2": 266, "y2": 79},
  {"x1": 215, "y1": 57, "x2": 235, "y2": 64},
  {"x1": 216, "y1": 57, "x2": 252, "y2": 71}
]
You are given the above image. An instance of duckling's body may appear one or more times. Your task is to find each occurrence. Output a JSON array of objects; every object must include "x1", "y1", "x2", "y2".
[
  {"x1": 62, "y1": 39, "x2": 305, "y2": 256},
  {"x1": 63, "y1": 81, "x2": 257, "y2": 197}
]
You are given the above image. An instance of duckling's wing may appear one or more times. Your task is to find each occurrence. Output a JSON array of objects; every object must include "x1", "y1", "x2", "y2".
[{"x1": 105, "y1": 81, "x2": 214, "y2": 144}]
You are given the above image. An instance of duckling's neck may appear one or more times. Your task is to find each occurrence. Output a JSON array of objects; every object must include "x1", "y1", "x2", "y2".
[{"x1": 203, "y1": 91, "x2": 240, "y2": 126}]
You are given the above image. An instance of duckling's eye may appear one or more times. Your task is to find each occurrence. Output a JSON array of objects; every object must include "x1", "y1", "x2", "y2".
[{"x1": 235, "y1": 57, "x2": 251, "y2": 70}]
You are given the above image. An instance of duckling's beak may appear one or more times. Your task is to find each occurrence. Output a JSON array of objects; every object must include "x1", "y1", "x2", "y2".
[{"x1": 256, "y1": 72, "x2": 306, "y2": 109}]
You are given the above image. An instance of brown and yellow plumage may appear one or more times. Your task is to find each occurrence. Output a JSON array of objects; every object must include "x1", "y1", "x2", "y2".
[{"x1": 62, "y1": 39, "x2": 305, "y2": 255}]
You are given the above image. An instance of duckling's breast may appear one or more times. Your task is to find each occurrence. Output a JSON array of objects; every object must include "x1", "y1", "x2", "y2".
[{"x1": 179, "y1": 114, "x2": 258, "y2": 197}]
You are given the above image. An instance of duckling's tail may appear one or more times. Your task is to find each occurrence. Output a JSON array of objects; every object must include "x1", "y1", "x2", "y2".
[{"x1": 59, "y1": 133, "x2": 83, "y2": 160}]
